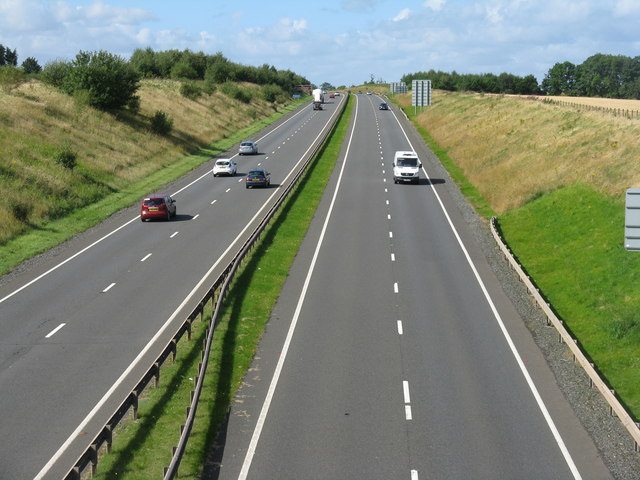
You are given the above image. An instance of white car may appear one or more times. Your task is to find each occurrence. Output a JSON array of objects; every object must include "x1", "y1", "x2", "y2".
[{"x1": 213, "y1": 158, "x2": 237, "y2": 177}]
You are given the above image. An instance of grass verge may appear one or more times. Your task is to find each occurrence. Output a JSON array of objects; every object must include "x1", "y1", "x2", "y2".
[
  {"x1": 499, "y1": 184, "x2": 640, "y2": 419},
  {"x1": 0, "y1": 98, "x2": 307, "y2": 277},
  {"x1": 396, "y1": 102, "x2": 496, "y2": 219},
  {"x1": 93, "y1": 95, "x2": 353, "y2": 479}
]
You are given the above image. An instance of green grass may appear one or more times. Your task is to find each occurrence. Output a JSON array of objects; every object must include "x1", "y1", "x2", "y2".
[
  {"x1": 398, "y1": 104, "x2": 497, "y2": 219},
  {"x1": 499, "y1": 184, "x2": 640, "y2": 418},
  {"x1": 92, "y1": 96, "x2": 353, "y2": 479},
  {"x1": 0, "y1": 98, "x2": 307, "y2": 276}
]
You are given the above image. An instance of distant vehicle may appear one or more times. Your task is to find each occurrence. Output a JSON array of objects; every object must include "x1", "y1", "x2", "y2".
[
  {"x1": 366, "y1": 91, "x2": 372, "y2": 95},
  {"x1": 140, "y1": 195, "x2": 176, "y2": 221},
  {"x1": 312, "y1": 88, "x2": 324, "y2": 110},
  {"x1": 245, "y1": 169, "x2": 271, "y2": 188},
  {"x1": 212, "y1": 158, "x2": 237, "y2": 177},
  {"x1": 393, "y1": 151, "x2": 422, "y2": 184},
  {"x1": 334, "y1": 92, "x2": 340, "y2": 96},
  {"x1": 379, "y1": 103, "x2": 389, "y2": 110},
  {"x1": 329, "y1": 93, "x2": 335, "y2": 99},
  {"x1": 239, "y1": 141, "x2": 258, "y2": 155},
  {"x1": 357, "y1": 90, "x2": 362, "y2": 94}
]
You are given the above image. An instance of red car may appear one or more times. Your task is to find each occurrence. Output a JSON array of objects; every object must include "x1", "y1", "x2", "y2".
[{"x1": 140, "y1": 195, "x2": 176, "y2": 221}]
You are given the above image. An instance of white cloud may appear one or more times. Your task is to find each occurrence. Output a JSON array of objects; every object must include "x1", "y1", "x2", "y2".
[
  {"x1": 423, "y1": 0, "x2": 445, "y2": 11},
  {"x1": 392, "y1": 8, "x2": 411, "y2": 22}
]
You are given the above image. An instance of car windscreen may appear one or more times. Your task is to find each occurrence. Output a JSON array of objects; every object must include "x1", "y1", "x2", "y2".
[{"x1": 396, "y1": 158, "x2": 418, "y2": 167}]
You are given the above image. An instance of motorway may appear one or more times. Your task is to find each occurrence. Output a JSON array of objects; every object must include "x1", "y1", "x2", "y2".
[
  {"x1": 0, "y1": 94, "x2": 346, "y2": 479},
  {"x1": 208, "y1": 94, "x2": 613, "y2": 480}
]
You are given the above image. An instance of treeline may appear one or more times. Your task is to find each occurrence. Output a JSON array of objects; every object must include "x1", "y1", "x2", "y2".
[
  {"x1": 129, "y1": 48, "x2": 308, "y2": 93},
  {"x1": 401, "y1": 70, "x2": 541, "y2": 95},
  {"x1": 0, "y1": 43, "x2": 41, "y2": 73},
  {"x1": 541, "y1": 54, "x2": 640, "y2": 99},
  {"x1": 1, "y1": 46, "x2": 309, "y2": 111}
]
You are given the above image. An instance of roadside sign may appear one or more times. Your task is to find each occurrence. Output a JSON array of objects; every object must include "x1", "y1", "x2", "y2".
[
  {"x1": 412, "y1": 80, "x2": 431, "y2": 107},
  {"x1": 390, "y1": 82, "x2": 408, "y2": 94},
  {"x1": 625, "y1": 188, "x2": 640, "y2": 250}
]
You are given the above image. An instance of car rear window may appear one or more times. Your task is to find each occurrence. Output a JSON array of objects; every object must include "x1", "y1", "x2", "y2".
[
  {"x1": 143, "y1": 198, "x2": 165, "y2": 206},
  {"x1": 241, "y1": 142, "x2": 253, "y2": 147},
  {"x1": 217, "y1": 161, "x2": 229, "y2": 166}
]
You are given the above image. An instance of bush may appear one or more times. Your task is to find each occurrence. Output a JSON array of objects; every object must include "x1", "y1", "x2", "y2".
[
  {"x1": 220, "y1": 81, "x2": 252, "y2": 103},
  {"x1": 10, "y1": 200, "x2": 32, "y2": 223},
  {"x1": 41, "y1": 59, "x2": 72, "y2": 87},
  {"x1": 262, "y1": 84, "x2": 286, "y2": 103},
  {"x1": 60, "y1": 50, "x2": 140, "y2": 110},
  {"x1": 55, "y1": 145, "x2": 78, "y2": 170},
  {"x1": 150, "y1": 110, "x2": 173, "y2": 135},
  {"x1": 0, "y1": 65, "x2": 26, "y2": 93},
  {"x1": 180, "y1": 81, "x2": 202, "y2": 100}
]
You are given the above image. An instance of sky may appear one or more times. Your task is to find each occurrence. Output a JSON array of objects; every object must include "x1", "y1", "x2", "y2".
[{"x1": 1, "y1": 0, "x2": 639, "y2": 87}]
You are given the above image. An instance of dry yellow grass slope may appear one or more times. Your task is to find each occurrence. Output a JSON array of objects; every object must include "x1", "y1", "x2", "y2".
[{"x1": 397, "y1": 91, "x2": 640, "y2": 214}]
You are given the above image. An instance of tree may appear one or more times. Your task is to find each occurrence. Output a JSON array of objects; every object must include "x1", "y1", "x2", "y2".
[
  {"x1": 61, "y1": 50, "x2": 140, "y2": 110},
  {"x1": 541, "y1": 61, "x2": 576, "y2": 95},
  {"x1": 4, "y1": 48, "x2": 18, "y2": 66},
  {"x1": 21, "y1": 57, "x2": 41, "y2": 74}
]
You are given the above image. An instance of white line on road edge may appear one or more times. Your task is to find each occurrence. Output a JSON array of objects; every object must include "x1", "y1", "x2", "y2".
[
  {"x1": 33, "y1": 95, "x2": 347, "y2": 480},
  {"x1": 1, "y1": 104, "x2": 311, "y2": 307},
  {"x1": 45, "y1": 323, "x2": 66, "y2": 339},
  {"x1": 391, "y1": 108, "x2": 583, "y2": 480},
  {"x1": 237, "y1": 95, "x2": 357, "y2": 480}
]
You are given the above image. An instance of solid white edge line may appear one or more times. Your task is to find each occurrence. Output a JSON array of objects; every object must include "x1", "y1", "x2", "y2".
[
  {"x1": 237, "y1": 94, "x2": 355, "y2": 480},
  {"x1": 390, "y1": 108, "x2": 582, "y2": 480},
  {"x1": 1, "y1": 103, "x2": 312, "y2": 307},
  {"x1": 33, "y1": 94, "x2": 347, "y2": 480},
  {"x1": 45, "y1": 323, "x2": 66, "y2": 339}
]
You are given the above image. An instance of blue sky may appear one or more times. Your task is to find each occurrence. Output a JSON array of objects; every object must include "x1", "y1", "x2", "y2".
[{"x1": 1, "y1": 0, "x2": 639, "y2": 87}]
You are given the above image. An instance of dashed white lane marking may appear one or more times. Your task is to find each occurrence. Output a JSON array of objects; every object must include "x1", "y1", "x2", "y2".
[
  {"x1": 391, "y1": 253, "x2": 395, "y2": 262},
  {"x1": 403, "y1": 380, "x2": 411, "y2": 404},
  {"x1": 397, "y1": 320, "x2": 403, "y2": 335},
  {"x1": 170, "y1": 232, "x2": 179, "y2": 239},
  {"x1": 389, "y1": 231, "x2": 393, "y2": 238},
  {"x1": 394, "y1": 282, "x2": 399, "y2": 293},
  {"x1": 388, "y1": 214, "x2": 391, "y2": 220},
  {"x1": 382, "y1": 170, "x2": 386, "y2": 174},
  {"x1": 384, "y1": 188, "x2": 388, "y2": 192},
  {"x1": 238, "y1": 178, "x2": 243, "y2": 183},
  {"x1": 225, "y1": 188, "x2": 231, "y2": 193},
  {"x1": 45, "y1": 323, "x2": 66, "y2": 339},
  {"x1": 102, "y1": 283, "x2": 116, "y2": 293},
  {"x1": 386, "y1": 200, "x2": 389, "y2": 205},
  {"x1": 211, "y1": 199, "x2": 217, "y2": 205},
  {"x1": 405, "y1": 405, "x2": 413, "y2": 420},
  {"x1": 411, "y1": 470, "x2": 419, "y2": 480},
  {"x1": 141, "y1": 253, "x2": 152, "y2": 262},
  {"x1": 193, "y1": 214, "x2": 200, "y2": 219},
  {"x1": 383, "y1": 178, "x2": 387, "y2": 183}
]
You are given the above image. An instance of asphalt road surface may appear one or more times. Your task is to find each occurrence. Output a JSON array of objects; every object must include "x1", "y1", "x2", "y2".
[
  {"x1": 0, "y1": 95, "x2": 345, "y2": 480},
  {"x1": 208, "y1": 94, "x2": 613, "y2": 480}
]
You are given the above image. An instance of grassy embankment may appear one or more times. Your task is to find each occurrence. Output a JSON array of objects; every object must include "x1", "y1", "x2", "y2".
[
  {"x1": 395, "y1": 90, "x2": 640, "y2": 418},
  {"x1": 0, "y1": 79, "x2": 305, "y2": 275},
  {"x1": 89, "y1": 96, "x2": 353, "y2": 478}
]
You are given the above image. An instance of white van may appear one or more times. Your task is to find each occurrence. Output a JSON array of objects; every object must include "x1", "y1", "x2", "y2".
[{"x1": 393, "y1": 151, "x2": 421, "y2": 184}]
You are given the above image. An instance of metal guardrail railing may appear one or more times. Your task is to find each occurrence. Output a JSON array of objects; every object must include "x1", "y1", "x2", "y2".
[
  {"x1": 63, "y1": 95, "x2": 348, "y2": 480},
  {"x1": 489, "y1": 216, "x2": 640, "y2": 452}
]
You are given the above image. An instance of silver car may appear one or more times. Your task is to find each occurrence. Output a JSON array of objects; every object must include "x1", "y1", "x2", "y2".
[{"x1": 238, "y1": 141, "x2": 258, "y2": 155}]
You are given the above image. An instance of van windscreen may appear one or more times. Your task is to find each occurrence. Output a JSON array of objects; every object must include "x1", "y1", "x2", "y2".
[{"x1": 397, "y1": 157, "x2": 418, "y2": 167}]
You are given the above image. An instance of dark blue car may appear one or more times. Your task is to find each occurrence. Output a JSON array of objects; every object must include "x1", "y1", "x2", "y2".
[{"x1": 245, "y1": 169, "x2": 271, "y2": 188}]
